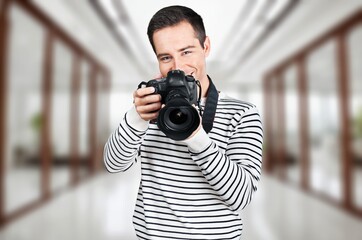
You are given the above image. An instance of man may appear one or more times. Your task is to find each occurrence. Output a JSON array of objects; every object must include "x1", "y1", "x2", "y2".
[{"x1": 104, "y1": 5, "x2": 263, "y2": 240}]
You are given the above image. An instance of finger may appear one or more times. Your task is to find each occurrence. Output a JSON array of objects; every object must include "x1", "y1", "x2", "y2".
[
  {"x1": 136, "y1": 102, "x2": 162, "y2": 114},
  {"x1": 134, "y1": 87, "x2": 155, "y2": 98},
  {"x1": 139, "y1": 111, "x2": 159, "y2": 121},
  {"x1": 134, "y1": 93, "x2": 161, "y2": 107}
]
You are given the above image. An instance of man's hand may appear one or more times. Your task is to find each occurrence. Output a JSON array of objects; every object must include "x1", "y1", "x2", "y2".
[
  {"x1": 133, "y1": 87, "x2": 162, "y2": 121},
  {"x1": 186, "y1": 121, "x2": 202, "y2": 140}
]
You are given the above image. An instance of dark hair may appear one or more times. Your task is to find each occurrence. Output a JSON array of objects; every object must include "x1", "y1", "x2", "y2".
[{"x1": 147, "y1": 5, "x2": 206, "y2": 53}]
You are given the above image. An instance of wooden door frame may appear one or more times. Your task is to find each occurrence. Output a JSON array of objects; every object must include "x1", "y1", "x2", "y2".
[{"x1": 263, "y1": 8, "x2": 362, "y2": 217}]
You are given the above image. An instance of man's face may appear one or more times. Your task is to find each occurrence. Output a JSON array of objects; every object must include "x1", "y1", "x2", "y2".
[{"x1": 152, "y1": 21, "x2": 210, "y2": 84}]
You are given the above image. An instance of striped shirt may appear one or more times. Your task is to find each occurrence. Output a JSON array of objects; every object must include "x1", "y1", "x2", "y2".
[{"x1": 104, "y1": 92, "x2": 263, "y2": 240}]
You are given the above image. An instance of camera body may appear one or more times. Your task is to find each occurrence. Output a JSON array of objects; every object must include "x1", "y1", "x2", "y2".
[
  {"x1": 141, "y1": 70, "x2": 200, "y2": 141},
  {"x1": 146, "y1": 70, "x2": 198, "y2": 105}
]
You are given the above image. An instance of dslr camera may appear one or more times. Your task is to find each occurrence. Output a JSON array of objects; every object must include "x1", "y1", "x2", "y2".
[{"x1": 139, "y1": 70, "x2": 200, "y2": 140}]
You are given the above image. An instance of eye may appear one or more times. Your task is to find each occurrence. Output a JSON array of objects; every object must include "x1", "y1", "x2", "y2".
[
  {"x1": 182, "y1": 50, "x2": 192, "y2": 56},
  {"x1": 160, "y1": 56, "x2": 172, "y2": 63}
]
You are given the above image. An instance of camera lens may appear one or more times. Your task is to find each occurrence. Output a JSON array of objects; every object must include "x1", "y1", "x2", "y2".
[
  {"x1": 162, "y1": 106, "x2": 193, "y2": 131},
  {"x1": 157, "y1": 98, "x2": 200, "y2": 141},
  {"x1": 169, "y1": 109, "x2": 188, "y2": 125}
]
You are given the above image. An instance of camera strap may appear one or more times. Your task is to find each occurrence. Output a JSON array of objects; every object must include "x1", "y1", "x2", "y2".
[{"x1": 202, "y1": 75, "x2": 218, "y2": 133}]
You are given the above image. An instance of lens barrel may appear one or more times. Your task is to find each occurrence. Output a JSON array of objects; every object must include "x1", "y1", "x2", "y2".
[{"x1": 157, "y1": 97, "x2": 200, "y2": 140}]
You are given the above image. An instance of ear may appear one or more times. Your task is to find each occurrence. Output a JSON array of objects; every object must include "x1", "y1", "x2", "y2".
[{"x1": 203, "y1": 36, "x2": 211, "y2": 57}]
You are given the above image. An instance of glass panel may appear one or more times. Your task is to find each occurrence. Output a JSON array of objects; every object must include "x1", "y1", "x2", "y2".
[
  {"x1": 348, "y1": 25, "x2": 362, "y2": 210},
  {"x1": 284, "y1": 65, "x2": 301, "y2": 184},
  {"x1": 5, "y1": 6, "x2": 45, "y2": 213},
  {"x1": 270, "y1": 77, "x2": 283, "y2": 176},
  {"x1": 306, "y1": 39, "x2": 342, "y2": 201},
  {"x1": 79, "y1": 61, "x2": 90, "y2": 179},
  {"x1": 50, "y1": 40, "x2": 72, "y2": 192},
  {"x1": 96, "y1": 73, "x2": 109, "y2": 172}
]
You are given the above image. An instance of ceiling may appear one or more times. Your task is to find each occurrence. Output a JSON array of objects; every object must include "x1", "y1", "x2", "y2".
[
  {"x1": 7, "y1": 0, "x2": 362, "y2": 93},
  {"x1": 90, "y1": 0, "x2": 299, "y2": 74}
]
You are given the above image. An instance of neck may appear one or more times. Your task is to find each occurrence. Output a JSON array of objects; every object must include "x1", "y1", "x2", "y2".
[{"x1": 200, "y1": 75, "x2": 210, "y2": 98}]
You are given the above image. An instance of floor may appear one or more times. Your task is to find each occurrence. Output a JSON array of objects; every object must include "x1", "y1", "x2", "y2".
[{"x1": 0, "y1": 163, "x2": 362, "y2": 240}]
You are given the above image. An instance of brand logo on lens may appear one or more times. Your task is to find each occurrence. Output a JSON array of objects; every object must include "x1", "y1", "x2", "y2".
[{"x1": 144, "y1": 70, "x2": 201, "y2": 140}]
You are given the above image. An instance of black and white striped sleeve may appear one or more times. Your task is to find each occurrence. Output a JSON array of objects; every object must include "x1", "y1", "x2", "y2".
[
  {"x1": 183, "y1": 105, "x2": 263, "y2": 211},
  {"x1": 103, "y1": 107, "x2": 148, "y2": 173}
]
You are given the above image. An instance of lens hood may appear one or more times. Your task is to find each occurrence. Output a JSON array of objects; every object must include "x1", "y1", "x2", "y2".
[{"x1": 157, "y1": 98, "x2": 200, "y2": 140}]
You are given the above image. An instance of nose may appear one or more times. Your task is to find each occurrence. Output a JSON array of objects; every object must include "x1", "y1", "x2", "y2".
[{"x1": 171, "y1": 57, "x2": 184, "y2": 72}]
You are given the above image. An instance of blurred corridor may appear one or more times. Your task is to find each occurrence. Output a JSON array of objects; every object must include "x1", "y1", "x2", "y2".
[
  {"x1": 0, "y1": 168, "x2": 361, "y2": 240},
  {"x1": 1, "y1": 0, "x2": 362, "y2": 239}
]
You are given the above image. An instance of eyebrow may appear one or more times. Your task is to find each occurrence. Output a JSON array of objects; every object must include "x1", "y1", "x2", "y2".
[
  {"x1": 179, "y1": 45, "x2": 195, "y2": 52},
  {"x1": 156, "y1": 45, "x2": 196, "y2": 59}
]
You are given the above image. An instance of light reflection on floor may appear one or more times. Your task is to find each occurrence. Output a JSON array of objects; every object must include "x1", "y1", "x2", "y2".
[{"x1": 1, "y1": 163, "x2": 362, "y2": 240}]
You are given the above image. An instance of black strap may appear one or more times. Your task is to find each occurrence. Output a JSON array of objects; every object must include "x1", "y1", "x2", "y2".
[{"x1": 202, "y1": 76, "x2": 218, "y2": 133}]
